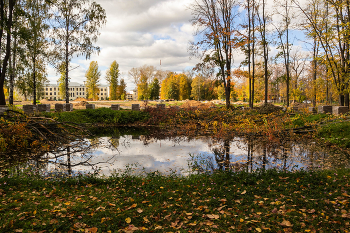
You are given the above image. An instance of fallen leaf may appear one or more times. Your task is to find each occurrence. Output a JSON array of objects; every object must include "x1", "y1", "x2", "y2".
[
  {"x1": 137, "y1": 208, "x2": 143, "y2": 213},
  {"x1": 125, "y1": 217, "x2": 131, "y2": 224},
  {"x1": 84, "y1": 227, "x2": 98, "y2": 233},
  {"x1": 280, "y1": 219, "x2": 293, "y2": 227},
  {"x1": 241, "y1": 190, "x2": 247, "y2": 195},
  {"x1": 256, "y1": 228, "x2": 262, "y2": 232}
]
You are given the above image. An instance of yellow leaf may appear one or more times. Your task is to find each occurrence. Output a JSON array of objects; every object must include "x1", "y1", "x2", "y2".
[
  {"x1": 143, "y1": 217, "x2": 150, "y2": 223},
  {"x1": 33, "y1": 210, "x2": 37, "y2": 215},
  {"x1": 241, "y1": 190, "x2": 247, "y2": 195},
  {"x1": 256, "y1": 228, "x2": 262, "y2": 232},
  {"x1": 240, "y1": 218, "x2": 244, "y2": 222},
  {"x1": 125, "y1": 217, "x2": 131, "y2": 224},
  {"x1": 131, "y1": 203, "x2": 137, "y2": 208},
  {"x1": 280, "y1": 219, "x2": 293, "y2": 227},
  {"x1": 85, "y1": 227, "x2": 98, "y2": 233}
]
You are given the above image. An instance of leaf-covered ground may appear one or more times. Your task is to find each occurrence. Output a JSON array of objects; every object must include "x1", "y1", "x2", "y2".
[{"x1": 0, "y1": 169, "x2": 349, "y2": 232}]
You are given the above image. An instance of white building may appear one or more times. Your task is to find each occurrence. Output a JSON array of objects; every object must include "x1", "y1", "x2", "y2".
[{"x1": 43, "y1": 82, "x2": 110, "y2": 101}]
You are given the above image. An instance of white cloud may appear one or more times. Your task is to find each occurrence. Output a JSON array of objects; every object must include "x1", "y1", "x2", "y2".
[{"x1": 47, "y1": 0, "x2": 199, "y2": 91}]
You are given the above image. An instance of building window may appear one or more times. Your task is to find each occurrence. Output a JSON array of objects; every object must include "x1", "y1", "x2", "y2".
[
  {"x1": 54, "y1": 88, "x2": 56, "y2": 91},
  {"x1": 54, "y1": 92, "x2": 56, "y2": 95},
  {"x1": 46, "y1": 88, "x2": 48, "y2": 91},
  {"x1": 50, "y1": 88, "x2": 52, "y2": 91},
  {"x1": 46, "y1": 92, "x2": 48, "y2": 96},
  {"x1": 83, "y1": 92, "x2": 84, "y2": 95},
  {"x1": 50, "y1": 92, "x2": 52, "y2": 95}
]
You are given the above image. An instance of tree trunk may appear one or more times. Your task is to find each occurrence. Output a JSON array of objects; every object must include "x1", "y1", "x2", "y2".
[
  {"x1": 32, "y1": 57, "x2": 37, "y2": 105},
  {"x1": 345, "y1": 93, "x2": 349, "y2": 108},
  {"x1": 0, "y1": 0, "x2": 15, "y2": 106}
]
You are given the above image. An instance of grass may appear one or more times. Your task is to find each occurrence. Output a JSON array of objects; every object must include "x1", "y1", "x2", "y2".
[
  {"x1": 317, "y1": 121, "x2": 350, "y2": 148},
  {"x1": 42, "y1": 108, "x2": 150, "y2": 125},
  {"x1": 0, "y1": 169, "x2": 349, "y2": 232}
]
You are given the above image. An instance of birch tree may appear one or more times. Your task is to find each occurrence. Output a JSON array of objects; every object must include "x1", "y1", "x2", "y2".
[{"x1": 49, "y1": 0, "x2": 106, "y2": 103}]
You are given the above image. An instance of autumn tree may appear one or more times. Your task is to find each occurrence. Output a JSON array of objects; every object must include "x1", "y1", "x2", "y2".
[
  {"x1": 190, "y1": 0, "x2": 241, "y2": 108},
  {"x1": 106, "y1": 61, "x2": 119, "y2": 100},
  {"x1": 49, "y1": 0, "x2": 106, "y2": 103},
  {"x1": 85, "y1": 61, "x2": 100, "y2": 100}
]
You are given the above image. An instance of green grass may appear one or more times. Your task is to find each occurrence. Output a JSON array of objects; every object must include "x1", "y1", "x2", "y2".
[
  {"x1": 42, "y1": 108, "x2": 150, "y2": 125},
  {"x1": 317, "y1": 121, "x2": 350, "y2": 148},
  {"x1": 0, "y1": 169, "x2": 349, "y2": 232}
]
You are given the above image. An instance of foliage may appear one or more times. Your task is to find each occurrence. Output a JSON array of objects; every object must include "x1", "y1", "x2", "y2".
[
  {"x1": 49, "y1": 0, "x2": 106, "y2": 103},
  {"x1": 85, "y1": 61, "x2": 101, "y2": 100},
  {"x1": 0, "y1": 168, "x2": 349, "y2": 232},
  {"x1": 149, "y1": 78, "x2": 160, "y2": 100},
  {"x1": 43, "y1": 108, "x2": 150, "y2": 125},
  {"x1": 105, "y1": 61, "x2": 119, "y2": 100}
]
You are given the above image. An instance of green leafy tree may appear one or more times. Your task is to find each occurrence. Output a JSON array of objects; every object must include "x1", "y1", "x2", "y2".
[
  {"x1": 149, "y1": 78, "x2": 160, "y2": 100},
  {"x1": 106, "y1": 60, "x2": 119, "y2": 100},
  {"x1": 58, "y1": 62, "x2": 66, "y2": 99},
  {"x1": 117, "y1": 78, "x2": 127, "y2": 100},
  {"x1": 85, "y1": 61, "x2": 100, "y2": 100},
  {"x1": 49, "y1": 0, "x2": 106, "y2": 103}
]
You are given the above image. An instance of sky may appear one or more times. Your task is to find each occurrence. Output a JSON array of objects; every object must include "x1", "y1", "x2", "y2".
[
  {"x1": 47, "y1": 0, "x2": 201, "y2": 91},
  {"x1": 46, "y1": 0, "x2": 311, "y2": 92}
]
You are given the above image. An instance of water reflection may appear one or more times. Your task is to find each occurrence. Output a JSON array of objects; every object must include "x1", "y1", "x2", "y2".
[{"x1": 12, "y1": 129, "x2": 350, "y2": 177}]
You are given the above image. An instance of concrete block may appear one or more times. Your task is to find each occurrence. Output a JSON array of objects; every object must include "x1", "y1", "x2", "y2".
[
  {"x1": 23, "y1": 105, "x2": 37, "y2": 114},
  {"x1": 0, "y1": 105, "x2": 9, "y2": 115},
  {"x1": 132, "y1": 104, "x2": 140, "y2": 111},
  {"x1": 86, "y1": 104, "x2": 95, "y2": 109},
  {"x1": 65, "y1": 103, "x2": 73, "y2": 112},
  {"x1": 318, "y1": 105, "x2": 333, "y2": 114},
  {"x1": 156, "y1": 104, "x2": 166, "y2": 109},
  {"x1": 332, "y1": 106, "x2": 349, "y2": 115},
  {"x1": 308, "y1": 107, "x2": 317, "y2": 114},
  {"x1": 37, "y1": 104, "x2": 50, "y2": 112},
  {"x1": 55, "y1": 104, "x2": 65, "y2": 112},
  {"x1": 111, "y1": 104, "x2": 120, "y2": 110}
]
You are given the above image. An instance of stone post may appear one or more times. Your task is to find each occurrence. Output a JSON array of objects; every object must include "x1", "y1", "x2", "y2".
[
  {"x1": 111, "y1": 104, "x2": 120, "y2": 110},
  {"x1": 308, "y1": 107, "x2": 317, "y2": 114},
  {"x1": 55, "y1": 104, "x2": 65, "y2": 112},
  {"x1": 37, "y1": 104, "x2": 51, "y2": 112},
  {"x1": 23, "y1": 105, "x2": 37, "y2": 114},
  {"x1": 132, "y1": 104, "x2": 140, "y2": 111},
  {"x1": 318, "y1": 105, "x2": 332, "y2": 114},
  {"x1": 86, "y1": 104, "x2": 95, "y2": 109},
  {"x1": 65, "y1": 103, "x2": 73, "y2": 112},
  {"x1": 332, "y1": 106, "x2": 349, "y2": 115}
]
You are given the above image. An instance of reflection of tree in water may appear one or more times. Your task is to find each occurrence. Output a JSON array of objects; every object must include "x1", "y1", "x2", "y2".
[{"x1": 190, "y1": 136, "x2": 350, "y2": 174}]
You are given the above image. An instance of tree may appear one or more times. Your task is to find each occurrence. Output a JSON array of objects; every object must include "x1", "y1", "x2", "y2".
[
  {"x1": 58, "y1": 62, "x2": 66, "y2": 99},
  {"x1": 25, "y1": 0, "x2": 51, "y2": 105},
  {"x1": 274, "y1": 0, "x2": 293, "y2": 107},
  {"x1": 0, "y1": 0, "x2": 17, "y2": 105},
  {"x1": 49, "y1": 0, "x2": 106, "y2": 103},
  {"x1": 149, "y1": 78, "x2": 160, "y2": 100},
  {"x1": 85, "y1": 61, "x2": 100, "y2": 100},
  {"x1": 178, "y1": 74, "x2": 191, "y2": 100},
  {"x1": 106, "y1": 61, "x2": 119, "y2": 100},
  {"x1": 256, "y1": 0, "x2": 271, "y2": 104},
  {"x1": 117, "y1": 79, "x2": 127, "y2": 100},
  {"x1": 190, "y1": 0, "x2": 241, "y2": 108},
  {"x1": 191, "y1": 76, "x2": 202, "y2": 101}
]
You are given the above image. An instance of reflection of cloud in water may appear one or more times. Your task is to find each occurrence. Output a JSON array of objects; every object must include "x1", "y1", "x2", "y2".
[
  {"x1": 42, "y1": 135, "x2": 350, "y2": 177},
  {"x1": 70, "y1": 136, "x2": 211, "y2": 176}
]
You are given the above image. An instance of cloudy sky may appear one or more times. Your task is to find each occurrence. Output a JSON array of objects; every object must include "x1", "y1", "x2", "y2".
[
  {"x1": 47, "y1": 0, "x2": 201, "y2": 91},
  {"x1": 46, "y1": 0, "x2": 310, "y2": 91}
]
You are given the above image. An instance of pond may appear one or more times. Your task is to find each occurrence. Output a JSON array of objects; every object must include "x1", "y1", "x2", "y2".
[{"x1": 11, "y1": 127, "x2": 350, "y2": 177}]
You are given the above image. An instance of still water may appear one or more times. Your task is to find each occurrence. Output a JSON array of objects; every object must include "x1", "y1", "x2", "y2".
[{"x1": 22, "y1": 128, "x2": 350, "y2": 177}]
